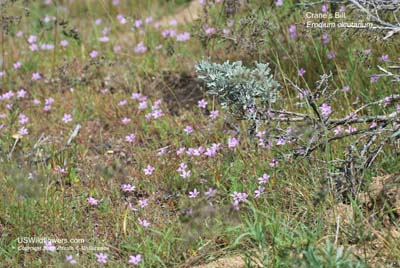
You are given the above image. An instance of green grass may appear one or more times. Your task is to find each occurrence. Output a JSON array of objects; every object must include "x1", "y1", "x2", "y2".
[{"x1": 0, "y1": 0, "x2": 399, "y2": 267}]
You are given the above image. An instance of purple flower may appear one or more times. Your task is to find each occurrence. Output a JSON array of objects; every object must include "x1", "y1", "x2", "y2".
[
  {"x1": 320, "y1": 103, "x2": 332, "y2": 117},
  {"x1": 298, "y1": 68, "x2": 306, "y2": 77},
  {"x1": 198, "y1": 99, "x2": 208, "y2": 108},
  {"x1": 177, "y1": 162, "x2": 188, "y2": 172},
  {"x1": 204, "y1": 144, "x2": 220, "y2": 157},
  {"x1": 161, "y1": 29, "x2": 176, "y2": 38},
  {"x1": 169, "y1": 19, "x2": 178, "y2": 26},
  {"x1": 180, "y1": 169, "x2": 191, "y2": 179},
  {"x1": 327, "y1": 51, "x2": 336, "y2": 59},
  {"x1": 222, "y1": 28, "x2": 231, "y2": 35},
  {"x1": 138, "y1": 101, "x2": 148, "y2": 110},
  {"x1": 129, "y1": 254, "x2": 142, "y2": 265},
  {"x1": 28, "y1": 35, "x2": 37, "y2": 44},
  {"x1": 153, "y1": 22, "x2": 162, "y2": 29},
  {"x1": 87, "y1": 197, "x2": 99, "y2": 206},
  {"x1": 231, "y1": 192, "x2": 248, "y2": 204},
  {"x1": 62, "y1": 113, "x2": 72, "y2": 123},
  {"x1": 333, "y1": 126, "x2": 343, "y2": 135},
  {"x1": 157, "y1": 146, "x2": 168, "y2": 156},
  {"x1": 44, "y1": 15, "x2": 52, "y2": 23},
  {"x1": 152, "y1": 99, "x2": 162, "y2": 109},
  {"x1": 138, "y1": 218, "x2": 150, "y2": 228},
  {"x1": 321, "y1": 4, "x2": 328, "y2": 13},
  {"x1": 176, "y1": 147, "x2": 186, "y2": 155},
  {"x1": 143, "y1": 165, "x2": 155, "y2": 175},
  {"x1": 364, "y1": 48, "x2": 371, "y2": 55},
  {"x1": 189, "y1": 189, "x2": 200, "y2": 198},
  {"x1": 43, "y1": 105, "x2": 52, "y2": 111},
  {"x1": 209, "y1": 110, "x2": 219, "y2": 120},
  {"x1": 289, "y1": 24, "x2": 297, "y2": 39},
  {"x1": 18, "y1": 126, "x2": 29, "y2": 136},
  {"x1": 114, "y1": 45, "x2": 121, "y2": 52},
  {"x1": 89, "y1": 50, "x2": 98, "y2": 58},
  {"x1": 135, "y1": 19, "x2": 143, "y2": 28},
  {"x1": 339, "y1": 5, "x2": 346, "y2": 12},
  {"x1": 18, "y1": 114, "x2": 29, "y2": 125},
  {"x1": 254, "y1": 186, "x2": 265, "y2": 198},
  {"x1": 45, "y1": 97, "x2": 54, "y2": 105},
  {"x1": 2, "y1": 90, "x2": 14, "y2": 100},
  {"x1": 184, "y1": 125, "x2": 193, "y2": 134},
  {"x1": 276, "y1": 137, "x2": 286, "y2": 146},
  {"x1": 60, "y1": 40, "x2": 69, "y2": 47},
  {"x1": 134, "y1": 41, "x2": 147, "y2": 53},
  {"x1": 32, "y1": 72, "x2": 42, "y2": 81},
  {"x1": 205, "y1": 188, "x2": 217, "y2": 198},
  {"x1": 322, "y1": 33, "x2": 329, "y2": 44},
  {"x1": 370, "y1": 74, "x2": 380, "y2": 83},
  {"x1": 99, "y1": 36, "x2": 109, "y2": 43},
  {"x1": 145, "y1": 17, "x2": 153, "y2": 24},
  {"x1": 204, "y1": 26, "x2": 216, "y2": 35},
  {"x1": 138, "y1": 199, "x2": 148, "y2": 208},
  {"x1": 125, "y1": 133, "x2": 136, "y2": 143},
  {"x1": 118, "y1": 99, "x2": 127, "y2": 106},
  {"x1": 102, "y1": 27, "x2": 110, "y2": 35},
  {"x1": 96, "y1": 253, "x2": 108, "y2": 263},
  {"x1": 151, "y1": 109, "x2": 164, "y2": 119},
  {"x1": 29, "y1": 43, "x2": 38, "y2": 51},
  {"x1": 345, "y1": 125, "x2": 357, "y2": 134},
  {"x1": 14, "y1": 61, "x2": 21, "y2": 69},
  {"x1": 121, "y1": 117, "x2": 131, "y2": 124},
  {"x1": 56, "y1": 166, "x2": 67, "y2": 175},
  {"x1": 228, "y1": 137, "x2": 239, "y2": 148},
  {"x1": 341, "y1": 85, "x2": 350, "y2": 92},
  {"x1": 121, "y1": 184, "x2": 136, "y2": 192},
  {"x1": 117, "y1": 14, "x2": 127, "y2": 24},
  {"x1": 176, "y1": 32, "x2": 190, "y2": 42},
  {"x1": 276, "y1": 0, "x2": 283, "y2": 6},
  {"x1": 16, "y1": 89, "x2": 26, "y2": 99},
  {"x1": 40, "y1": 43, "x2": 54, "y2": 50},
  {"x1": 269, "y1": 158, "x2": 279, "y2": 167},
  {"x1": 381, "y1": 54, "x2": 389, "y2": 62},
  {"x1": 258, "y1": 173, "x2": 270, "y2": 184},
  {"x1": 66, "y1": 255, "x2": 77, "y2": 265},
  {"x1": 383, "y1": 96, "x2": 392, "y2": 107},
  {"x1": 129, "y1": 202, "x2": 138, "y2": 212}
]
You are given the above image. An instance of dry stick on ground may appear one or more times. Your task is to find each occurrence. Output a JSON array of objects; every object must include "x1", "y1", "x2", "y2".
[
  {"x1": 349, "y1": 0, "x2": 400, "y2": 39},
  {"x1": 28, "y1": 124, "x2": 81, "y2": 164},
  {"x1": 247, "y1": 73, "x2": 399, "y2": 198}
]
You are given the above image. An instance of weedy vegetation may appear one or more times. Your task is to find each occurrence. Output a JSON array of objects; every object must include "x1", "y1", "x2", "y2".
[{"x1": 0, "y1": 0, "x2": 399, "y2": 267}]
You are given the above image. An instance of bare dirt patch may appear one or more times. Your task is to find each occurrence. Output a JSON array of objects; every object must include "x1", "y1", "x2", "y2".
[
  {"x1": 191, "y1": 255, "x2": 245, "y2": 268},
  {"x1": 144, "y1": 71, "x2": 205, "y2": 115},
  {"x1": 160, "y1": 0, "x2": 203, "y2": 26}
]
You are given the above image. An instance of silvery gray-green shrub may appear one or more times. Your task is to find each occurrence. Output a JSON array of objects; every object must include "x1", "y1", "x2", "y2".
[{"x1": 195, "y1": 60, "x2": 280, "y2": 121}]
